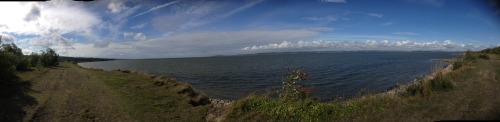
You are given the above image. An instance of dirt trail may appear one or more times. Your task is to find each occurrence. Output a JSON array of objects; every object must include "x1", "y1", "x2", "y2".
[{"x1": 23, "y1": 63, "x2": 134, "y2": 121}]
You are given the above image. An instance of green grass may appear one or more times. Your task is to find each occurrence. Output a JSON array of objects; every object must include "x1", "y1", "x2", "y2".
[
  {"x1": 13, "y1": 62, "x2": 209, "y2": 121},
  {"x1": 225, "y1": 94, "x2": 395, "y2": 121},
  {"x1": 80, "y1": 65, "x2": 210, "y2": 121}
]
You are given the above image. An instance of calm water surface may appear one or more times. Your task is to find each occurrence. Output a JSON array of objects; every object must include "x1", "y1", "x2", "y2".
[{"x1": 78, "y1": 51, "x2": 459, "y2": 100}]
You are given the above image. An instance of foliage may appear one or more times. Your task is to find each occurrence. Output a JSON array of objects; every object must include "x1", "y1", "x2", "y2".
[
  {"x1": 227, "y1": 94, "x2": 394, "y2": 121},
  {"x1": 1, "y1": 44, "x2": 30, "y2": 71},
  {"x1": 0, "y1": 50, "x2": 16, "y2": 81},
  {"x1": 28, "y1": 52, "x2": 41, "y2": 67},
  {"x1": 428, "y1": 72, "x2": 454, "y2": 91},
  {"x1": 451, "y1": 58, "x2": 464, "y2": 70},
  {"x1": 479, "y1": 46, "x2": 500, "y2": 55},
  {"x1": 40, "y1": 48, "x2": 59, "y2": 67},
  {"x1": 279, "y1": 69, "x2": 313, "y2": 101},
  {"x1": 463, "y1": 50, "x2": 478, "y2": 62},
  {"x1": 0, "y1": 36, "x2": 37, "y2": 122}
]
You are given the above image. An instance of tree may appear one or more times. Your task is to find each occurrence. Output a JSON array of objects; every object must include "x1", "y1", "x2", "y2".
[
  {"x1": 0, "y1": 36, "x2": 17, "y2": 82},
  {"x1": 40, "y1": 48, "x2": 59, "y2": 67},
  {"x1": 28, "y1": 52, "x2": 40, "y2": 67},
  {"x1": 1, "y1": 43, "x2": 29, "y2": 71}
]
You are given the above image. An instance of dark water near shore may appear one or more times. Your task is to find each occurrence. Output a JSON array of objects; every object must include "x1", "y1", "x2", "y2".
[{"x1": 78, "y1": 51, "x2": 459, "y2": 100}]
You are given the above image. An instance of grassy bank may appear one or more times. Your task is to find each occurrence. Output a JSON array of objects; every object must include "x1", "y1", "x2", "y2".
[
  {"x1": 223, "y1": 50, "x2": 500, "y2": 121},
  {"x1": 15, "y1": 62, "x2": 209, "y2": 121}
]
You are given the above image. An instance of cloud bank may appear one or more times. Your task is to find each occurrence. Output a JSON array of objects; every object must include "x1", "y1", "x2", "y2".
[{"x1": 241, "y1": 40, "x2": 485, "y2": 52}]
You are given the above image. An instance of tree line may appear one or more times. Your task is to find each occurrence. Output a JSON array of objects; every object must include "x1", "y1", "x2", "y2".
[{"x1": 0, "y1": 36, "x2": 59, "y2": 81}]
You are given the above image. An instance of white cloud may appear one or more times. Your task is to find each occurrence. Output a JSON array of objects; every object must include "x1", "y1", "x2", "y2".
[
  {"x1": 0, "y1": 1, "x2": 101, "y2": 54},
  {"x1": 123, "y1": 32, "x2": 147, "y2": 41},
  {"x1": 381, "y1": 22, "x2": 394, "y2": 26},
  {"x1": 24, "y1": 5, "x2": 41, "y2": 21},
  {"x1": 112, "y1": 5, "x2": 141, "y2": 23},
  {"x1": 0, "y1": 33, "x2": 16, "y2": 43},
  {"x1": 367, "y1": 13, "x2": 383, "y2": 18},
  {"x1": 133, "y1": 33, "x2": 147, "y2": 41},
  {"x1": 123, "y1": 32, "x2": 134, "y2": 38},
  {"x1": 19, "y1": 33, "x2": 75, "y2": 54},
  {"x1": 66, "y1": 29, "x2": 319, "y2": 58},
  {"x1": 131, "y1": 23, "x2": 146, "y2": 29},
  {"x1": 108, "y1": 0, "x2": 128, "y2": 14},
  {"x1": 319, "y1": 0, "x2": 347, "y2": 3},
  {"x1": 241, "y1": 40, "x2": 482, "y2": 51},
  {"x1": 345, "y1": 11, "x2": 383, "y2": 18},
  {"x1": 0, "y1": 1, "x2": 100, "y2": 35}
]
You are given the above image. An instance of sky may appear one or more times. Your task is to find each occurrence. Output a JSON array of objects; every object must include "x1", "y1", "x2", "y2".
[{"x1": 0, "y1": 0, "x2": 499, "y2": 59}]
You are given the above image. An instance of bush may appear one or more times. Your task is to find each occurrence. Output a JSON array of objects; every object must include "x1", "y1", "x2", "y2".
[
  {"x1": 40, "y1": 48, "x2": 59, "y2": 67},
  {"x1": 28, "y1": 52, "x2": 41, "y2": 67},
  {"x1": 279, "y1": 69, "x2": 313, "y2": 101},
  {"x1": 479, "y1": 54, "x2": 489, "y2": 60},
  {"x1": 464, "y1": 50, "x2": 478, "y2": 62},
  {"x1": 452, "y1": 59, "x2": 464, "y2": 70},
  {"x1": 0, "y1": 51, "x2": 16, "y2": 81},
  {"x1": 1, "y1": 44, "x2": 30, "y2": 71},
  {"x1": 429, "y1": 72, "x2": 453, "y2": 91}
]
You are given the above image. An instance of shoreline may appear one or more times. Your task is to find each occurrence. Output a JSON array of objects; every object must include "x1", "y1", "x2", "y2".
[
  {"x1": 75, "y1": 60, "x2": 454, "y2": 101},
  {"x1": 383, "y1": 63, "x2": 454, "y2": 96}
]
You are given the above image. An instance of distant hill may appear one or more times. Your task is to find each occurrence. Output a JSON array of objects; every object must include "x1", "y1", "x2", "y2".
[{"x1": 59, "y1": 56, "x2": 116, "y2": 63}]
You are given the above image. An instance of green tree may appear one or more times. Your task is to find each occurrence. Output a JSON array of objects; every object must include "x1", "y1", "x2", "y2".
[
  {"x1": 40, "y1": 48, "x2": 59, "y2": 67},
  {"x1": 1, "y1": 43, "x2": 29, "y2": 71},
  {"x1": 28, "y1": 52, "x2": 40, "y2": 67},
  {"x1": 0, "y1": 35, "x2": 17, "y2": 83}
]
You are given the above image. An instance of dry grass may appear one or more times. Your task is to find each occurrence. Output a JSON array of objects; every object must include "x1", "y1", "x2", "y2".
[{"x1": 17, "y1": 62, "x2": 209, "y2": 121}]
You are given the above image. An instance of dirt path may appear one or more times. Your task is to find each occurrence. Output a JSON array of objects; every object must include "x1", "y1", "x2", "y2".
[{"x1": 21, "y1": 63, "x2": 134, "y2": 121}]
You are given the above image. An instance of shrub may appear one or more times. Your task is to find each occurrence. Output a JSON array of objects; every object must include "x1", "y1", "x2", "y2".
[
  {"x1": 0, "y1": 51, "x2": 16, "y2": 81},
  {"x1": 479, "y1": 54, "x2": 489, "y2": 60},
  {"x1": 28, "y1": 52, "x2": 41, "y2": 67},
  {"x1": 402, "y1": 83, "x2": 422, "y2": 96},
  {"x1": 279, "y1": 69, "x2": 313, "y2": 101},
  {"x1": 1, "y1": 44, "x2": 30, "y2": 71},
  {"x1": 452, "y1": 59, "x2": 464, "y2": 70},
  {"x1": 429, "y1": 72, "x2": 454, "y2": 91},
  {"x1": 464, "y1": 50, "x2": 478, "y2": 62},
  {"x1": 40, "y1": 48, "x2": 59, "y2": 67}
]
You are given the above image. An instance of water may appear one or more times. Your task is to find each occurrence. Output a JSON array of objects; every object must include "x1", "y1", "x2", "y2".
[{"x1": 78, "y1": 51, "x2": 459, "y2": 100}]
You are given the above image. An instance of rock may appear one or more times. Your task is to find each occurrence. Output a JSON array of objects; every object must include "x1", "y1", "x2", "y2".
[
  {"x1": 174, "y1": 83, "x2": 196, "y2": 97},
  {"x1": 189, "y1": 93, "x2": 210, "y2": 106}
]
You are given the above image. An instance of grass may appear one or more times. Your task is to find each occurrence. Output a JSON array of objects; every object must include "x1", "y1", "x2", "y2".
[
  {"x1": 225, "y1": 94, "x2": 396, "y2": 121},
  {"x1": 16, "y1": 62, "x2": 209, "y2": 121}
]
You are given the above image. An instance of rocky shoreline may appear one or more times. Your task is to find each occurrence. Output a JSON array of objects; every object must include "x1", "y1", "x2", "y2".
[{"x1": 384, "y1": 63, "x2": 454, "y2": 96}]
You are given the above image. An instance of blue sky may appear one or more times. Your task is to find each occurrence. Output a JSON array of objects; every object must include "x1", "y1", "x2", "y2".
[{"x1": 0, "y1": 0, "x2": 499, "y2": 58}]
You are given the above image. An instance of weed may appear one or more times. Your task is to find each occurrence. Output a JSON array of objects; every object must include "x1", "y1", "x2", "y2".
[{"x1": 429, "y1": 72, "x2": 454, "y2": 91}]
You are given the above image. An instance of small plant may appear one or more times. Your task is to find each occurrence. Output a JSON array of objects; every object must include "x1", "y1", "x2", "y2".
[
  {"x1": 279, "y1": 69, "x2": 313, "y2": 101},
  {"x1": 479, "y1": 54, "x2": 489, "y2": 60},
  {"x1": 452, "y1": 59, "x2": 464, "y2": 70},
  {"x1": 429, "y1": 72, "x2": 453, "y2": 91},
  {"x1": 464, "y1": 50, "x2": 478, "y2": 62}
]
